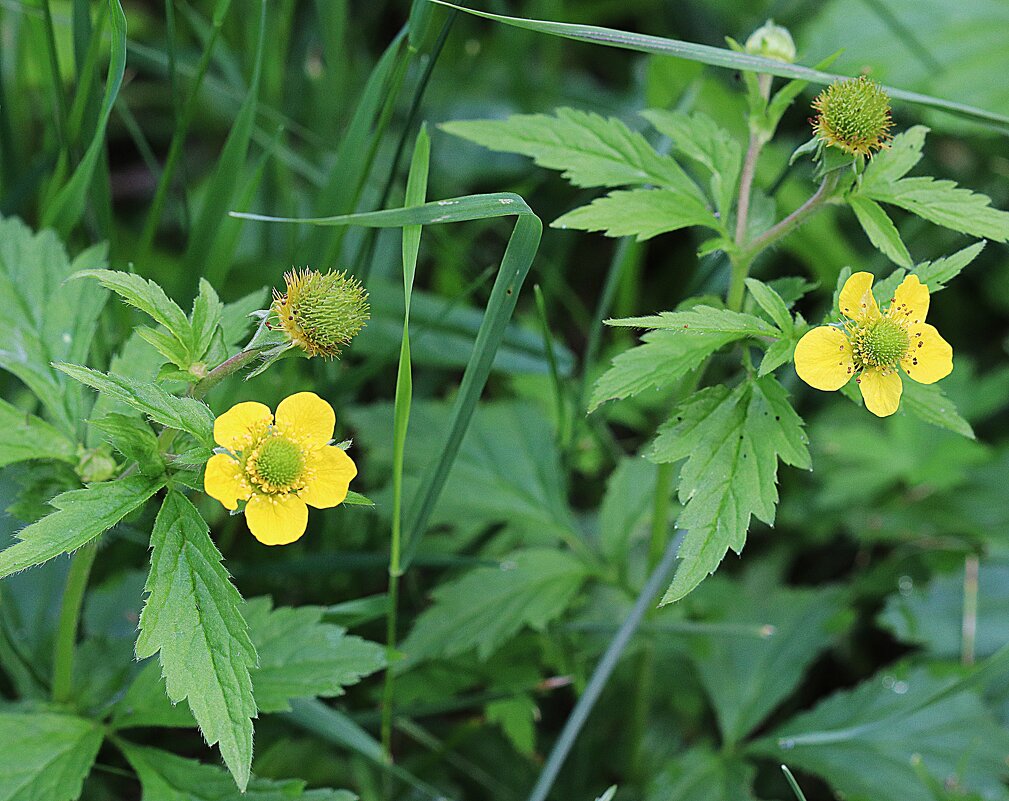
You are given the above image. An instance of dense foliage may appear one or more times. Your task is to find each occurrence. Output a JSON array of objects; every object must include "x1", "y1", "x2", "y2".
[{"x1": 2, "y1": 2, "x2": 1009, "y2": 801}]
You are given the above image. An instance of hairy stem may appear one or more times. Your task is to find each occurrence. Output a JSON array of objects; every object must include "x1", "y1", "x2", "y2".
[
  {"x1": 191, "y1": 347, "x2": 269, "y2": 400},
  {"x1": 51, "y1": 542, "x2": 99, "y2": 704},
  {"x1": 740, "y1": 171, "x2": 840, "y2": 263}
]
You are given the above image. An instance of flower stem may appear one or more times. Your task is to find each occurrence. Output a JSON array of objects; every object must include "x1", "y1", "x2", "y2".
[
  {"x1": 739, "y1": 171, "x2": 841, "y2": 264},
  {"x1": 51, "y1": 542, "x2": 99, "y2": 704},
  {"x1": 192, "y1": 347, "x2": 269, "y2": 400}
]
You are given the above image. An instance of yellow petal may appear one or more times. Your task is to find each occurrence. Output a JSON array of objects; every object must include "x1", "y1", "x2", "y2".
[
  {"x1": 214, "y1": 401, "x2": 273, "y2": 450},
  {"x1": 858, "y1": 368, "x2": 902, "y2": 417},
  {"x1": 794, "y1": 326, "x2": 855, "y2": 391},
  {"x1": 838, "y1": 271, "x2": 880, "y2": 323},
  {"x1": 300, "y1": 446, "x2": 358, "y2": 509},
  {"x1": 889, "y1": 274, "x2": 929, "y2": 326},
  {"x1": 275, "y1": 392, "x2": 335, "y2": 448},
  {"x1": 245, "y1": 493, "x2": 309, "y2": 545},
  {"x1": 204, "y1": 454, "x2": 250, "y2": 511},
  {"x1": 901, "y1": 323, "x2": 953, "y2": 385}
]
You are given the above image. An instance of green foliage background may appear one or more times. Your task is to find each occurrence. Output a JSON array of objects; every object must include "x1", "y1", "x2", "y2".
[{"x1": 1, "y1": 1, "x2": 1008, "y2": 800}]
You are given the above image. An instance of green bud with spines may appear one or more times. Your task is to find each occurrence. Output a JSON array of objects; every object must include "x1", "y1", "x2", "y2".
[
  {"x1": 812, "y1": 75, "x2": 893, "y2": 157},
  {"x1": 272, "y1": 268, "x2": 370, "y2": 359}
]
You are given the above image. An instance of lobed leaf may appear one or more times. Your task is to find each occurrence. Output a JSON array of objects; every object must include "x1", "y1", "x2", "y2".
[
  {"x1": 590, "y1": 329, "x2": 738, "y2": 411},
  {"x1": 0, "y1": 398, "x2": 77, "y2": 468},
  {"x1": 56, "y1": 363, "x2": 215, "y2": 446},
  {"x1": 607, "y1": 306, "x2": 779, "y2": 337},
  {"x1": 553, "y1": 188, "x2": 721, "y2": 240},
  {"x1": 402, "y1": 548, "x2": 590, "y2": 661},
  {"x1": 652, "y1": 377, "x2": 809, "y2": 604},
  {"x1": 641, "y1": 108, "x2": 742, "y2": 216},
  {"x1": 847, "y1": 195, "x2": 913, "y2": 268},
  {"x1": 750, "y1": 666, "x2": 1009, "y2": 801},
  {"x1": 859, "y1": 126, "x2": 929, "y2": 191},
  {"x1": 75, "y1": 269, "x2": 193, "y2": 356},
  {"x1": 120, "y1": 744, "x2": 353, "y2": 801},
  {"x1": 914, "y1": 241, "x2": 986, "y2": 292},
  {"x1": 0, "y1": 474, "x2": 165, "y2": 580},
  {"x1": 744, "y1": 278, "x2": 794, "y2": 332},
  {"x1": 244, "y1": 596, "x2": 386, "y2": 713},
  {"x1": 0, "y1": 711, "x2": 103, "y2": 801},
  {"x1": 136, "y1": 492, "x2": 257, "y2": 790},
  {"x1": 863, "y1": 176, "x2": 1009, "y2": 242},
  {"x1": 442, "y1": 107, "x2": 701, "y2": 193}
]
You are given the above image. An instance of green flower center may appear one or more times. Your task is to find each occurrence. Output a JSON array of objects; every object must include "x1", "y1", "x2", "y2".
[
  {"x1": 858, "y1": 318, "x2": 909, "y2": 368},
  {"x1": 254, "y1": 436, "x2": 304, "y2": 488}
]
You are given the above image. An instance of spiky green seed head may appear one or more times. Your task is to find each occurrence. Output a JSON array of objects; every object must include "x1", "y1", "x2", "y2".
[
  {"x1": 812, "y1": 75, "x2": 893, "y2": 156},
  {"x1": 745, "y1": 19, "x2": 796, "y2": 63},
  {"x1": 273, "y1": 268, "x2": 370, "y2": 358}
]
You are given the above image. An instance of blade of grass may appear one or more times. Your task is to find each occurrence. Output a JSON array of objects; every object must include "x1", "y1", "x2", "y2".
[
  {"x1": 382, "y1": 125, "x2": 430, "y2": 764},
  {"x1": 184, "y1": 0, "x2": 265, "y2": 284},
  {"x1": 526, "y1": 531, "x2": 683, "y2": 801},
  {"x1": 136, "y1": 0, "x2": 234, "y2": 259},
  {"x1": 306, "y1": 27, "x2": 409, "y2": 267},
  {"x1": 782, "y1": 766, "x2": 809, "y2": 801},
  {"x1": 232, "y1": 192, "x2": 542, "y2": 571},
  {"x1": 355, "y1": 10, "x2": 456, "y2": 283},
  {"x1": 42, "y1": 0, "x2": 127, "y2": 236},
  {"x1": 429, "y1": 1, "x2": 1009, "y2": 131},
  {"x1": 40, "y1": 0, "x2": 69, "y2": 152}
]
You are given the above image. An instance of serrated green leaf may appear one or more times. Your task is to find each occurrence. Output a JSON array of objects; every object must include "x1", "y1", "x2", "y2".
[
  {"x1": 191, "y1": 279, "x2": 225, "y2": 359},
  {"x1": 136, "y1": 325, "x2": 193, "y2": 370},
  {"x1": 848, "y1": 195, "x2": 913, "y2": 268},
  {"x1": 401, "y1": 548, "x2": 589, "y2": 661},
  {"x1": 641, "y1": 109, "x2": 742, "y2": 216},
  {"x1": 646, "y1": 748, "x2": 759, "y2": 801},
  {"x1": 75, "y1": 269, "x2": 193, "y2": 356},
  {"x1": 244, "y1": 597, "x2": 385, "y2": 713},
  {"x1": 608, "y1": 306, "x2": 779, "y2": 337},
  {"x1": 0, "y1": 474, "x2": 165, "y2": 580},
  {"x1": 136, "y1": 492, "x2": 257, "y2": 790},
  {"x1": 590, "y1": 329, "x2": 737, "y2": 411},
  {"x1": 687, "y1": 577, "x2": 848, "y2": 744},
  {"x1": 486, "y1": 695, "x2": 537, "y2": 756},
  {"x1": 90, "y1": 413, "x2": 166, "y2": 476},
  {"x1": 652, "y1": 377, "x2": 809, "y2": 604},
  {"x1": 901, "y1": 380, "x2": 975, "y2": 439},
  {"x1": 119, "y1": 744, "x2": 354, "y2": 801},
  {"x1": 56, "y1": 364, "x2": 214, "y2": 446},
  {"x1": 914, "y1": 241, "x2": 985, "y2": 292},
  {"x1": 553, "y1": 188, "x2": 721, "y2": 240},
  {"x1": 757, "y1": 337, "x2": 797, "y2": 377},
  {"x1": 744, "y1": 278, "x2": 793, "y2": 331},
  {"x1": 0, "y1": 397, "x2": 77, "y2": 468},
  {"x1": 864, "y1": 176, "x2": 1009, "y2": 242},
  {"x1": 0, "y1": 711, "x2": 103, "y2": 801},
  {"x1": 599, "y1": 457, "x2": 659, "y2": 560},
  {"x1": 859, "y1": 125, "x2": 928, "y2": 190},
  {"x1": 0, "y1": 216, "x2": 109, "y2": 435},
  {"x1": 750, "y1": 666, "x2": 1009, "y2": 801},
  {"x1": 442, "y1": 107, "x2": 700, "y2": 192}
]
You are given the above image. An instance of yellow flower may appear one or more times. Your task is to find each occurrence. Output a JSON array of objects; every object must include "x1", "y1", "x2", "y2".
[
  {"x1": 203, "y1": 392, "x2": 357, "y2": 545},
  {"x1": 794, "y1": 272, "x2": 953, "y2": 417}
]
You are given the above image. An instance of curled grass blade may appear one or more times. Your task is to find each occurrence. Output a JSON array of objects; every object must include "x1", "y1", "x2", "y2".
[{"x1": 232, "y1": 192, "x2": 542, "y2": 570}]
